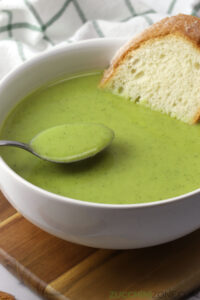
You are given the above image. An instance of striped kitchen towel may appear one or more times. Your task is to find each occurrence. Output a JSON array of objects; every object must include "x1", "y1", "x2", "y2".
[{"x1": 0, "y1": 0, "x2": 199, "y2": 79}]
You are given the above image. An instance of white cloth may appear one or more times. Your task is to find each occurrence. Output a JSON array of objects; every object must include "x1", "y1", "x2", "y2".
[{"x1": 0, "y1": 0, "x2": 199, "y2": 80}]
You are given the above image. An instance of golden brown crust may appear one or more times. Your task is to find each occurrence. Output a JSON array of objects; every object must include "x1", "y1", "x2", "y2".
[
  {"x1": 99, "y1": 14, "x2": 200, "y2": 88},
  {"x1": 192, "y1": 107, "x2": 200, "y2": 124}
]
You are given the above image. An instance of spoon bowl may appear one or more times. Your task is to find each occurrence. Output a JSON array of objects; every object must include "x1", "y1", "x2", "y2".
[{"x1": 0, "y1": 123, "x2": 114, "y2": 163}]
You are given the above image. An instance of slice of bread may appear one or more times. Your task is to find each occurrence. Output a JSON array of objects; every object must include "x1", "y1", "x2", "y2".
[{"x1": 100, "y1": 14, "x2": 200, "y2": 124}]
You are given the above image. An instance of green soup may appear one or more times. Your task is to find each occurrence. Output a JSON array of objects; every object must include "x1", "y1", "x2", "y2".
[
  {"x1": 30, "y1": 123, "x2": 114, "y2": 163},
  {"x1": 1, "y1": 72, "x2": 200, "y2": 204}
]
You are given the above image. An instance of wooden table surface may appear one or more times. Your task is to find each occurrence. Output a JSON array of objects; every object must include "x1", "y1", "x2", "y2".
[{"x1": 1, "y1": 191, "x2": 200, "y2": 300}]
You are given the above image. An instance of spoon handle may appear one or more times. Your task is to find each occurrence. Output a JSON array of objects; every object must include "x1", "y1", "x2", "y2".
[{"x1": 0, "y1": 140, "x2": 30, "y2": 151}]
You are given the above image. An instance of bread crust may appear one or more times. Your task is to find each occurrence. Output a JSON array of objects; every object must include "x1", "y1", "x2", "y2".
[
  {"x1": 192, "y1": 107, "x2": 200, "y2": 124},
  {"x1": 100, "y1": 14, "x2": 200, "y2": 89}
]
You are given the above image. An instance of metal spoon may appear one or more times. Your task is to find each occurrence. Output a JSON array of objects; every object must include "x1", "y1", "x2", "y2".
[
  {"x1": 0, "y1": 123, "x2": 114, "y2": 163},
  {"x1": 0, "y1": 139, "x2": 38, "y2": 156}
]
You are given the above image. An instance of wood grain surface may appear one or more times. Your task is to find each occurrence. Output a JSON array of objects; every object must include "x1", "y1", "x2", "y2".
[
  {"x1": 1, "y1": 191, "x2": 200, "y2": 300},
  {"x1": 0, "y1": 291, "x2": 15, "y2": 300}
]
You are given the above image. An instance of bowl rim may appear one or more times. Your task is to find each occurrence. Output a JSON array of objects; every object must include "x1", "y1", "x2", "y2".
[{"x1": 0, "y1": 37, "x2": 199, "y2": 210}]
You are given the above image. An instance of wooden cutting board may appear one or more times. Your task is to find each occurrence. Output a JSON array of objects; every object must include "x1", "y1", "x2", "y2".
[{"x1": 1, "y1": 191, "x2": 200, "y2": 300}]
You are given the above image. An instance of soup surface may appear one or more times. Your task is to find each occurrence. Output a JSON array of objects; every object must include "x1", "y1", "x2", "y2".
[
  {"x1": 0, "y1": 73, "x2": 200, "y2": 204},
  {"x1": 30, "y1": 123, "x2": 114, "y2": 163}
]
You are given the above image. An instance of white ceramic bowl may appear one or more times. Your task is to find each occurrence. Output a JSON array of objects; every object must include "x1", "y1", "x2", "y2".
[{"x1": 0, "y1": 38, "x2": 200, "y2": 249}]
